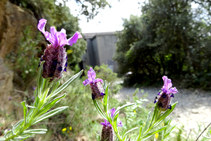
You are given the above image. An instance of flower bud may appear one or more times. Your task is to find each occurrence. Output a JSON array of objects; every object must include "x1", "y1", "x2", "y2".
[
  {"x1": 90, "y1": 82, "x2": 105, "y2": 100},
  {"x1": 101, "y1": 125, "x2": 114, "y2": 141},
  {"x1": 157, "y1": 92, "x2": 171, "y2": 111},
  {"x1": 83, "y1": 67, "x2": 105, "y2": 100}
]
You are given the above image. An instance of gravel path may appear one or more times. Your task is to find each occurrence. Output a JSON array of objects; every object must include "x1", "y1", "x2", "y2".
[{"x1": 115, "y1": 87, "x2": 211, "y2": 134}]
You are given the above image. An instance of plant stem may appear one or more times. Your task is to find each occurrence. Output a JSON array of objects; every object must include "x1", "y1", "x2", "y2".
[{"x1": 195, "y1": 122, "x2": 211, "y2": 141}]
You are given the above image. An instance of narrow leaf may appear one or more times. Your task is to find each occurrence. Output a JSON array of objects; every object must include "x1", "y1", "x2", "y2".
[
  {"x1": 23, "y1": 129, "x2": 47, "y2": 134},
  {"x1": 21, "y1": 101, "x2": 27, "y2": 125},
  {"x1": 103, "y1": 85, "x2": 109, "y2": 113},
  {"x1": 123, "y1": 127, "x2": 138, "y2": 138},
  {"x1": 114, "y1": 103, "x2": 135, "y2": 117},
  {"x1": 113, "y1": 112, "x2": 119, "y2": 132},
  {"x1": 142, "y1": 111, "x2": 151, "y2": 134},
  {"x1": 93, "y1": 100, "x2": 106, "y2": 119},
  {"x1": 50, "y1": 70, "x2": 83, "y2": 98},
  {"x1": 142, "y1": 126, "x2": 167, "y2": 140},
  {"x1": 36, "y1": 94, "x2": 66, "y2": 118},
  {"x1": 154, "y1": 102, "x2": 177, "y2": 128},
  {"x1": 33, "y1": 106, "x2": 68, "y2": 124}
]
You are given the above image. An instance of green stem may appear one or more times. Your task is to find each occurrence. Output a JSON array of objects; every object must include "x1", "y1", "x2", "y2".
[{"x1": 5, "y1": 88, "x2": 47, "y2": 141}]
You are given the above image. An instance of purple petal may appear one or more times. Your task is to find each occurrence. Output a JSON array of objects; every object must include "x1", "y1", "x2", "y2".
[
  {"x1": 95, "y1": 78, "x2": 103, "y2": 83},
  {"x1": 162, "y1": 76, "x2": 172, "y2": 93},
  {"x1": 87, "y1": 67, "x2": 96, "y2": 83},
  {"x1": 83, "y1": 79, "x2": 90, "y2": 86},
  {"x1": 101, "y1": 119, "x2": 111, "y2": 127},
  {"x1": 67, "y1": 31, "x2": 82, "y2": 46},
  {"x1": 58, "y1": 29, "x2": 68, "y2": 47},
  {"x1": 118, "y1": 121, "x2": 123, "y2": 127},
  {"x1": 167, "y1": 87, "x2": 178, "y2": 94},
  {"x1": 37, "y1": 19, "x2": 47, "y2": 34},
  {"x1": 49, "y1": 27, "x2": 59, "y2": 47},
  {"x1": 110, "y1": 108, "x2": 116, "y2": 118}
]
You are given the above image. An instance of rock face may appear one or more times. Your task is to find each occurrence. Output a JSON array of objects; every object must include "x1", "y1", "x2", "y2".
[
  {"x1": 0, "y1": 0, "x2": 38, "y2": 58},
  {"x1": 0, "y1": 0, "x2": 38, "y2": 117},
  {"x1": 0, "y1": 57, "x2": 13, "y2": 116}
]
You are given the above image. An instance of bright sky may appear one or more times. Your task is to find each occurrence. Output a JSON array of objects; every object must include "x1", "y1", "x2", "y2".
[{"x1": 67, "y1": 0, "x2": 142, "y2": 33}]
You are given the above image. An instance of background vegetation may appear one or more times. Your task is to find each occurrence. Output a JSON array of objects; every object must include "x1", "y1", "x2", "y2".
[{"x1": 114, "y1": 0, "x2": 211, "y2": 88}]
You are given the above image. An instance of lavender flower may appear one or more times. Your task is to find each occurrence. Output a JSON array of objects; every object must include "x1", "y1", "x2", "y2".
[
  {"x1": 100, "y1": 108, "x2": 122, "y2": 127},
  {"x1": 100, "y1": 108, "x2": 122, "y2": 141},
  {"x1": 154, "y1": 76, "x2": 178, "y2": 111},
  {"x1": 83, "y1": 67, "x2": 105, "y2": 100},
  {"x1": 37, "y1": 19, "x2": 82, "y2": 80}
]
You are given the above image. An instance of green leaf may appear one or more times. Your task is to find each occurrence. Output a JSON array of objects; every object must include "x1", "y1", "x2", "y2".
[
  {"x1": 142, "y1": 111, "x2": 151, "y2": 134},
  {"x1": 164, "y1": 125, "x2": 176, "y2": 139},
  {"x1": 136, "y1": 126, "x2": 143, "y2": 141},
  {"x1": 113, "y1": 112, "x2": 119, "y2": 132},
  {"x1": 93, "y1": 100, "x2": 106, "y2": 119},
  {"x1": 23, "y1": 129, "x2": 47, "y2": 134},
  {"x1": 33, "y1": 106, "x2": 68, "y2": 124},
  {"x1": 113, "y1": 103, "x2": 135, "y2": 118},
  {"x1": 142, "y1": 126, "x2": 167, "y2": 140},
  {"x1": 14, "y1": 134, "x2": 33, "y2": 140},
  {"x1": 36, "y1": 94, "x2": 66, "y2": 118},
  {"x1": 153, "y1": 102, "x2": 177, "y2": 128},
  {"x1": 50, "y1": 70, "x2": 83, "y2": 98},
  {"x1": 103, "y1": 85, "x2": 109, "y2": 113},
  {"x1": 123, "y1": 127, "x2": 138, "y2": 138},
  {"x1": 21, "y1": 101, "x2": 27, "y2": 125}
]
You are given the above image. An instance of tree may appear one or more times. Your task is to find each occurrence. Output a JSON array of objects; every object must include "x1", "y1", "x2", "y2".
[{"x1": 114, "y1": 0, "x2": 211, "y2": 87}]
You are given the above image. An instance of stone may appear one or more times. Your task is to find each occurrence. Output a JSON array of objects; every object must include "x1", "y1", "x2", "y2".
[
  {"x1": 0, "y1": 57, "x2": 14, "y2": 116},
  {"x1": 0, "y1": 0, "x2": 38, "y2": 58}
]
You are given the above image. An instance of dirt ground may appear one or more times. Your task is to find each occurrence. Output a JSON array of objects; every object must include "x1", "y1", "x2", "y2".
[{"x1": 115, "y1": 87, "x2": 211, "y2": 138}]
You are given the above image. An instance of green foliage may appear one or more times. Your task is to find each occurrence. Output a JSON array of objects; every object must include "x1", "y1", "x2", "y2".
[
  {"x1": 9, "y1": 0, "x2": 110, "y2": 21},
  {"x1": 114, "y1": 0, "x2": 211, "y2": 88},
  {"x1": 3, "y1": 62, "x2": 83, "y2": 141},
  {"x1": 44, "y1": 66, "x2": 122, "y2": 140},
  {"x1": 6, "y1": 26, "x2": 41, "y2": 84}
]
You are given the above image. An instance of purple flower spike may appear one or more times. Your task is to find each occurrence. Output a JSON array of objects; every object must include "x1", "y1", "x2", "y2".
[
  {"x1": 37, "y1": 18, "x2": 81, "y2": 80},
  {"x1": 155, "y1": 76, "x2": 178, "y2": 111},
  {"x1": 83, "y1": 67, "x2": 104, "y2": 99}
]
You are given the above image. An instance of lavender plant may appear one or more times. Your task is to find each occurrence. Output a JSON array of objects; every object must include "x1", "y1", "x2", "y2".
[
  {"x1": 0, "y1": 19, "x2": 82, "y2": 141},
  {"x1": 83, "y1": 68, "x2": 178, "y2": 141}
]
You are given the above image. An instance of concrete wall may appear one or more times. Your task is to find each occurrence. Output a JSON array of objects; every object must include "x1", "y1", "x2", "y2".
[{"x1": 83, "y1": 32, "x2": 118, "y2": 72}]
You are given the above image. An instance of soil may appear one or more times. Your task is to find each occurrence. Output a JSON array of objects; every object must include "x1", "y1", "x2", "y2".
[{"x1": 115, "y1": 87, "x2": 211, "y2": 138}]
